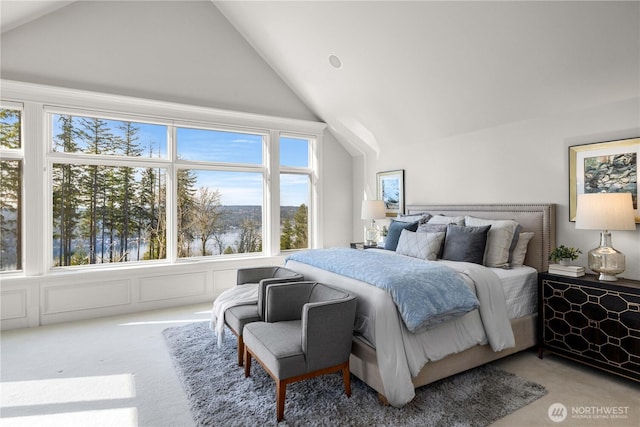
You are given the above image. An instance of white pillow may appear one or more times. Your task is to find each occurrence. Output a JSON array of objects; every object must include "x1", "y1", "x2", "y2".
[
  {"x1": 464, "y1": 216, "x2": 520, "y2": 268},
  {"x1": 396, "y1": 229, "x2": 445, "y2": 261},
  {"x1": 511, "y1": 232, "x2": 534, "y2": 267},
  {"x1": 427, "y1": 215, "x2": 464, "y2": 225}
]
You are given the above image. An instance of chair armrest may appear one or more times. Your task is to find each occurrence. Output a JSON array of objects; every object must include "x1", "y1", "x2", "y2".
[
  {"x1": 237, "y1": 266, "x2": 279, "y2": 286},
  {"x1": 302, "y1": 295, "x2": 357, "y2": 371},
  {"x1": 237, "y1": 266, "x2": 302, "y2": 285},
  {"x1": 256, "y1": 271, "x2": 304, "y2": 318},
  {"x1": 263, "y1": 281, "x2": 316, "y2": 322}
]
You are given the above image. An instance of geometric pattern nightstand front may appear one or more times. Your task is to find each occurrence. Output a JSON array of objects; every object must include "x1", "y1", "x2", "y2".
[{"x1": 538, "y1": 272, "x2": 640, "y2": 382}]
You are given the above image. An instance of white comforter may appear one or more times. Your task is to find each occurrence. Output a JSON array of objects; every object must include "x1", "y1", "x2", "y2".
[{"x1": 285, "y1": 254, "x2": 514, "y2": 407}]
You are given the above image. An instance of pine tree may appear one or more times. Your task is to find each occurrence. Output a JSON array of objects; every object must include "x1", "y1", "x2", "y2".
[
  {"x1": 139, "y1": 165, "x2": 167, "y2": 260},
  {"x1": 51, "y1": 115, "x2": 82, "y2": 266},
  {"x1": 280, "y1": 217, "x2": 293, "y2": 250},
  {"x1": 114, "y1": 122, "x2": 142, "y2": 261},
  {"x1": 293, "y1": 203, "x2": 308, "y2": 248},
  {"x1": 78, "y1": 117, "x2": 113, "y2": 264},
  {"x1": 176, "y1": 169, "x2": 197, "y2": 257}
]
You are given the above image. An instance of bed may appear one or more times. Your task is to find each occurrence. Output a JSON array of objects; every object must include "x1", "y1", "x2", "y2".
[{"x1": 285, "y1": 203, "x2": 556, "y2": 407}]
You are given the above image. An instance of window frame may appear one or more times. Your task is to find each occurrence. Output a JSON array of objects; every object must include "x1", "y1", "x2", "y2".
[
  {"x1": 0, "y1": 80, "x2": 325, "y2": 275},
  {"x1": 278, "y1": 133, "x2": 316, "y2": 252},
  {"x1": 0, "y1": 101, "x2": 25, "y2": 273}
]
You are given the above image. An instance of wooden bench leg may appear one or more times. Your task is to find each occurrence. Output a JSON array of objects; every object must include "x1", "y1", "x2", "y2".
[
  {"x1": 237, "y1": 336, "x2": 244, "y2": 366},
  {"x1": 244, "y1": 346, "x2": 251, "y2": 378},
  {"x1": 342, "y1": 365, "x2": 351, "y2": 397},
  {"x1": 276, "y1": 380, "x2": 286, "y2": 422}
]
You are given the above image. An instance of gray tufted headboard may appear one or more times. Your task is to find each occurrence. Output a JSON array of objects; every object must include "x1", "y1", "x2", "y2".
[{"x1": 406, "y1": 203, "x2": 556, "y2": 272}]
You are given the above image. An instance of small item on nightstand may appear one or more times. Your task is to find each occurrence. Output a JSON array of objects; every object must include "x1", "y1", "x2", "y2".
[
  {"x1": 350, "y1": 242, "x2": 380, "y2": 250},
  {"x1": 548, "y1": 264, "x2": 585, "y2": 277}
]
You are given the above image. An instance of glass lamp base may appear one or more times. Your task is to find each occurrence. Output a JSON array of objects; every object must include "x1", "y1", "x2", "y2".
[
  {"x1": 365, "y1": 226, "x2": 379, "y2": 247},
  {"x1": 588, "y1": 231, "x2": 625, "y2": 282}
]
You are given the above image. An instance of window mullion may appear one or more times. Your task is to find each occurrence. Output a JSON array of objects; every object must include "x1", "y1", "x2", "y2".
[
  {"x1": 167, "y1": 124, "x2": 177, "y2": 263},
  {"x1": 268, "y1": 131, "x2": 280, "y2": 256},
  {"x1": 23, "y1": 102, "x2": 46, "y2": 275}
]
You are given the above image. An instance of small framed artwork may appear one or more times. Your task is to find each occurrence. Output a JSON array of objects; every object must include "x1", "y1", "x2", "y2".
[
  {"x1": 377, "y1": 169, "x2": 405, "y2": 217},
  {"x1": 569, "y1": 137, "x2": 639, "y2": 222}
]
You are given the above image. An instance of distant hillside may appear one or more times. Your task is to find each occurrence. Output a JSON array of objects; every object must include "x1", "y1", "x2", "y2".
[{"x1": 219, "y1": 205, "x2": 301, "y2": 227}]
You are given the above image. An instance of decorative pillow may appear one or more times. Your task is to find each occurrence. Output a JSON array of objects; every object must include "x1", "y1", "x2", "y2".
[
  {"x1": 507, "y1": 224, "x2": 523, "y2": 265},
  {"x1": 441, "y1": 224, "x2": 491, "y2": 265},
  {"x1": 397, "y1": 212, "x2": 432, "y2": 224},
  {"x1": 417, "y1": 223, "x2": 448, "y2": 258},
  {"x1": 396, "y1": 229, "x2": 445, "y2": 261},
  {"x1": 417, "y1": 223, "x2": 448, "y2": 233},
  {"x1": 384, "y1": 220, "x2": 419, "y2": 251},
  {"x1": 427, "y1": 215, "x2": 465, "y2": 226},
  {"x1": 464, "y1": 216, "x2": 520, "y2": 268},
  {"x1": 510, "y1": 232, "x2": 534, "y2": 267}
]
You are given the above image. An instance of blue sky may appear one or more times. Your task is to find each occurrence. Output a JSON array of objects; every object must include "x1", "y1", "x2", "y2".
[{"x1": 51, "y1": 115, "x2": 309, "y2": 206}]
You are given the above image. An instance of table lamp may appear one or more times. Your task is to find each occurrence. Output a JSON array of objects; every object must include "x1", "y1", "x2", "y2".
[
  {"x1": 575, "y1": 192, "x2": 636, "y2": 281},
  {"x1": 361, "y1": 200, "x2": 385, "y2": 246}
]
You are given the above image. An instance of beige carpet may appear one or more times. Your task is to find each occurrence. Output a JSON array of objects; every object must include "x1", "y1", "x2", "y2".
[{"x1": 1, "y1": 303, "x2": 638, "y2": 426}]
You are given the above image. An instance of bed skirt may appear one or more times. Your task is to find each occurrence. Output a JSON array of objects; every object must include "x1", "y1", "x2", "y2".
[{"x1": 349, "y1": 313, "x2": 537, "y2": 399}]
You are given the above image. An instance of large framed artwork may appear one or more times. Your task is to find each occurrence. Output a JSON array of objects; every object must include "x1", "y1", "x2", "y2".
[
  {"x1": 569, "y1": 137, "x2": 639, "y2": 223},
  {"x1": 377, "y1": 169, "x2": 404, "y2": 217}
]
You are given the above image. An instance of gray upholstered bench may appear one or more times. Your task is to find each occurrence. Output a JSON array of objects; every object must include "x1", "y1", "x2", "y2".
[
  {"x1": 224, "y1": 266, "x2": 303, "y2": 365},
  {"x1": 243, "y1": 281, "x2": 357, "y2": 422}
]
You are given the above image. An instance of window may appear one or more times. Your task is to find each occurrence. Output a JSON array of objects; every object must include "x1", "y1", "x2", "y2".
[
  {"x1": 0, "y1": 105, "x2": 23, "y2": 271},
  {"x1": 176, "y1": 127, "x2": 267, "y2": 258},
  {"x1": 1, "y1": 81, "x2": 324, "y2": 273},
  {"x1": 50, "y1": 112, "x2": 169, "y2": 267},
  {"x1": 280, "y1": 136, "x2": 312, "y2": 251}
]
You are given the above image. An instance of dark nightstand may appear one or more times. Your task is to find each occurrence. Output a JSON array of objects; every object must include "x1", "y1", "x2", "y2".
[
  {"x1": 350, "y1": 242, "x2": 382, "y2": 250},
  {"x1": 538, "y1": 272, "x2": 640, "y2": 382}
]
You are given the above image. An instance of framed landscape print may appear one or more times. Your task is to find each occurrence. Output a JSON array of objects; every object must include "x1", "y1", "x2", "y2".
[
  {"x1": 377, "y1": 169, "x2": 404, "y2": 217},
  {"x1": 569, "y1": 137, "x2": 639, "y2": 222}
]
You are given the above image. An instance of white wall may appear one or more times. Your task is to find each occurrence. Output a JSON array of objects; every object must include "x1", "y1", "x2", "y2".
[
  {"x1": 0, "y1": 0, "x2": 353, "y2": 329},
  {"x1": 361, "y1": 98, "x2": 640, "y2": 280},
  {"x1": 0, "y1": 0, "x2": 316, "y2": 121}
]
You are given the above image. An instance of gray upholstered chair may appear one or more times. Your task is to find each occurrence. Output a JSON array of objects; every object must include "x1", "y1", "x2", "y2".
[
  {"x1": 224, "y1": 266, "x2": 303, "y2": 366},
  {"x1": 243, "y1": 281, "x2": 357, "y2": 422}
]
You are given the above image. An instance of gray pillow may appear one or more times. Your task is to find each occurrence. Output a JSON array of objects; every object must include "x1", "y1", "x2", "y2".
[
  {"x1": 384, "y1": 220, "x2": 419, "y2": 251},
  {"x1": 417, "y1": 223, "x2": 448, "y2": 233},
  {"x1": 397, "y1": 212, "x2": 432, "y2": 224},
  {"x1": 441, "y1": 224, "x2": 491, "y2": 265}
]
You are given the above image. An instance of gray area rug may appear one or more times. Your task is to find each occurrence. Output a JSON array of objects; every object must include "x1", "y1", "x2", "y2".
[{"x1": 163, "y1": 322, "x2": 547, "y2": 426}]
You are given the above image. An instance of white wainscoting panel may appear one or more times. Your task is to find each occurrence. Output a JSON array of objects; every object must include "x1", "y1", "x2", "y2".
[
  {"x1": 1, "y1": 289, "x2": 27, "y2": 319},
  {"x1": 213, "y1": 269, "x2": 237, "y2": 296},
  {"x1": 138, "y1": 271, "x2": 208, "y2": 303},
  {"x1": 2, "y1": 256, "x2": 287, "y2": 330},
  {"x1": 43, "y1": 280, "x2": 131, "y2": 314}
]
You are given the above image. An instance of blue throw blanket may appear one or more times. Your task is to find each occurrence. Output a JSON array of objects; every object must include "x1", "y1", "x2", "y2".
[{"x1": 286, "y1": 248, "x2": 479, "y2": 332}]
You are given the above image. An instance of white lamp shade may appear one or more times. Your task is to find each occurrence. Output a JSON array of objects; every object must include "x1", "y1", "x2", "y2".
[
  {"x1": 361, "y1": 200, "x2": 386, "y2": 220},
  {"x1": 575, "y1": 192, "x2": 636, "y2": 231}
]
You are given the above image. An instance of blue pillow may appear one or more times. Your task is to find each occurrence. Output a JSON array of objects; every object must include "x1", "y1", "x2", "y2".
[
  {"x1": 441, "y1": 224, "x2": 491, "y2": 265},
  {"x1": 384, "y1": 220, "x2": 419, "y2": 251}
]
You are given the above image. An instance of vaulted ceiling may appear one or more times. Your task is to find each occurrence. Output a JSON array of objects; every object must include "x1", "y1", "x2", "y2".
[
  {"x1": 2, "y1": 1, "x2": 638, "y2": 156},
  {"x1": 214, "y1": 1, "x2": 639, "y2": 155}
]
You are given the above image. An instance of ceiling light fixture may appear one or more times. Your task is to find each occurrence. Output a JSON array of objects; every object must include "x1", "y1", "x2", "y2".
[{"x1": 328, "y1": 54, "x2": 342, "y2": 69}]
